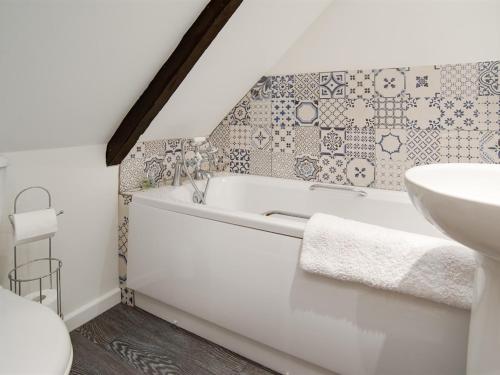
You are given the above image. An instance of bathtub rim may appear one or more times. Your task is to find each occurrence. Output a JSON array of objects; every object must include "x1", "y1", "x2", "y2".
[{"x1": 129, "y1": 174, "x2": 414, "y2": 239}]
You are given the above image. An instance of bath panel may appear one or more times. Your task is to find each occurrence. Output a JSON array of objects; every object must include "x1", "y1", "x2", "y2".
[{"x1": 127, "y1": 175, "x2": 469, "y2": 375}]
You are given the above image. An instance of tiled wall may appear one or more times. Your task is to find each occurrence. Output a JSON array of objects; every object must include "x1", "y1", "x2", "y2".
[
  {"x1": 118, "y1": 193, "x2": 134, "y2": 306},
  {"x1": 119, "y1": 139, "x2": 185, "y2": 193},
  {"x1": 120, "y1": 62, "x2": 499, "y2": 193},
  {"x1": 207, "y1": 61, "x2": 500, "y2": 190},
  {"x1": 118, "y1": 60, "x2": 499, "y2": 304}
]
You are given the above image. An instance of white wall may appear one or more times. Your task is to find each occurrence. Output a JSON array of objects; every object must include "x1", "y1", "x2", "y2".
[
  {"x1": 0, "y1": 145, "x2": 119, "y2": 328},
  {"x1": 0, "y1": 0, "x2": 207, "y2": 152},
  {"x1": 269, "y1": 0, "x2": 500, "y2": 74},
  {"x1": 0, "y1": 0, "x2": 209, "y2": 327},
  {"x1": 142, "y1": 0, "x2": 333, "y2": 141}
]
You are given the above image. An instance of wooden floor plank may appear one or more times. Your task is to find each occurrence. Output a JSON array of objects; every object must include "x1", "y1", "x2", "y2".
[
  {"x1": 70, "y1": 304, "x2": 280, "y2": 375},
  {"x1": 70, "y1": 330, "x2": 139, "y2": 375}
]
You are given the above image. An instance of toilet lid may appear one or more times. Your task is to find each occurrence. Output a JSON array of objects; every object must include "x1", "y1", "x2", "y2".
[{"x1": 0, "y1": 288, "x2": 73, "y2": 374}]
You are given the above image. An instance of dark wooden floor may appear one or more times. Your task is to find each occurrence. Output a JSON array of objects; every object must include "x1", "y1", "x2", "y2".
[{"x1": 70, "y1": 304, "x2": 280, "y2": 375}]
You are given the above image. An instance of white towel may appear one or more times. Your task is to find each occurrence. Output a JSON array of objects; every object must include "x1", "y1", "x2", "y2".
[
  {"x1": 300, "y1": 213, "x2": 476, "y2": 309},
  {"x1": 11, "y1": 208, "x2": 58, "y2": 246}
]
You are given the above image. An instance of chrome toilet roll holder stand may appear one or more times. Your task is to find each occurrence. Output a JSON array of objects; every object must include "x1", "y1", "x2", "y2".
[{"x1": 7, "y1": 186, "x2": 64, "y2": 318}]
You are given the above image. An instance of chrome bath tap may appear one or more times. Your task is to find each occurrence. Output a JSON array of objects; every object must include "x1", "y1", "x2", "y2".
[{"x1": 174, "y1": 137, "x2": 217, "y2": 204}]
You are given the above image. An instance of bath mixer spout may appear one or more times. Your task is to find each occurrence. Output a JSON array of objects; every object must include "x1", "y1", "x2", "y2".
[
  {"x1": 179, "y1": 138, "x2": 215, "y2": 205},
  {"x1": 193, "y1": 171, "x2": 212, "y2": 204}
]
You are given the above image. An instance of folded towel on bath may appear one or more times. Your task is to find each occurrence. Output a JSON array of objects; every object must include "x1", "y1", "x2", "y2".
[{"x1": 300, "y1": 213, "x2": 476, "y2": 309}]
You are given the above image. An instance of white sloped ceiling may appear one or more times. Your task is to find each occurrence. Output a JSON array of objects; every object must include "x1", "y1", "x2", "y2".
[
  {"x1": 142, "y1": 0, "x2": 333, "y2": 141},
  {"x1": 0, "y1": 0, "x2": 208, "y2": 152},
  {"x1": 0, "y1": 0, "x2": 332, "y2": 153}
]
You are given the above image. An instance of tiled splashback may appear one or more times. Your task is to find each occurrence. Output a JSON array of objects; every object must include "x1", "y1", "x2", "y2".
[
  {"x1": 120, "y1": 61, "x2": 499, "y2": 193},
  {"x1": 208, "y1": 61, "x2": 499, "y2": 190},
  {"x1": 120, "y1": 139, "x2": 184, "y2": 192}
]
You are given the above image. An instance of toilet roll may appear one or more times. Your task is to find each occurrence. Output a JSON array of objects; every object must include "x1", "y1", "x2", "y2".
[
  {"x1": 11, "y1": 208, "x2": 58, "y2": 245},
  {"x1": 24, "y1": 288, "x2": 58, "y2": 314}
]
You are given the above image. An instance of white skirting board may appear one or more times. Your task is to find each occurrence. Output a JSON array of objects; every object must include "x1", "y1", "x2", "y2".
[
  {"x1": 135, "y1": 292, "x2": 336, "y2": 375},
  {"x1": 64, "y1": 288, "x2": 121, "y2": 332}
]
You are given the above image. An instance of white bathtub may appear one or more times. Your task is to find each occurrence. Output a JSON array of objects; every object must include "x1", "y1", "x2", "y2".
[{"x1": 127, "y1": 174, "x2": 469, "y2": 375}]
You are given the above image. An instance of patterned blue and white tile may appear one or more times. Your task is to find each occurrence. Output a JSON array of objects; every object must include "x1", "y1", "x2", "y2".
[
  {"x1": 319, "y1": 71, "x2": 347, "y2": 99},
  {"x1": 209, "y1": 117, "x2": 231, "y2": 150},
  {"x1": 272, "y1": 125, "x2": 296, "y2": 154},
  {"x1": 440, "y1": 63, "x2": 479, "y2": 98},
  {"x1": 375, "y1": 128, "x2": 407, "y2": 161},
  {"x1": 321, "y1": 126, "x2": 346, "y2": 156},
  {"x1": 229, "y1": 124, "x2": 251, "y2": 149},
  {"x1": 271, "y1": 99, "x2": 295, "y2": 128},
  {"x1": 294, "y1": 154, "x2": 320, "y2": 181},
  {"x1": 440, "y1": 97, "x2": 486, "y2": 131},
  {"x1": 344, "y1": 98, "x2": 375, "y2": 128},
  {"x1": 477, "y1": 95, "x2": 500, "y2": 131},
  {"x1": 120, "y1": 157, "x2": 145, "y2": 192},
  {"x1": 271, "y1": 75, "x2": 295, "y2": 99},
  {"x1": 479, "y1": 131, "x2": 500, "y2": 164},
  {"x1": 118, "y1": 215, "x2": 128, "y2": 260},
  {"x1": 346, "y1": 126, "x2": 375, "y2": 160},
  {"x1": 406, "y1": 129, "x2": 440, "y2": 165},
  {"x1": 126, "y1": 142, "x2": 145, "y2": 160},
  {"x1": 143, "y1": 140, "x2": 167, "y2": 159},
  {"x1": 250, "y1": 125, "x2": 272, "y2": 151},
  {"x1": 229, "y1": 148, "x2": 250, "y2": 174},
  {"x1": 120, "y1": 287, "x2": 135, "y2": 307},
  {"x1": 295, "y1": 100, "x2": 319, "y2": 127},
  {"x1": 373, "y1": 96, "x2": 406, "y2": 128},
  {"x1": 318, "y1": 155, "x2": 347, "y2": 185},
  {"x1": 249, "y1": 100, "x2": 272, "y2": 128},
  {"x1": 165, "y1": 138, "x2": 182, "y2": 154},
  {"x1": 144, "y1": 156, "x2": 166, "y2": 185},
  {"x1": 405, "y1": 65, "x2": 441, "y2": 98},
  {"x1": 271, "y1": 153, "x2": 296, "y2": 179},
  {"x1": 439, "y1": 130, "x2": 480, "y2": 163},
  {"x1": 405, "y1": 95, "x2": 443, "y2": 130},
  {"x1": 117, "y1": 213, "x2": 130, "y2": 294},
  {"x1": 346, "y1": 70, "x2": 375, "y2": 99},
  {"x1": 374, "y1": 68, "x2": 406, "y2": 98},
  {"x1": 162, "y1": 151, "x2": 182, "y2": 180},
  {"x1": 214, "y1": 148, "x2": 230, "y2": 172},
  {"x1": 478, "y1": 61, "x2": 499, "y2": 96},
  {"x1": 319, "y1": 98, "x2": 350, "y2": 128},
  {"x1": 296, "y1": 127, "x2": 320, "y2": 156},
  {"x1": 346, "y1": 158, "x2": 375, "y2": 187},
  {"x1": 229, "y1": 95, "x2": 251, "y2": 126},
  {"x1": 249, "y1": 150, "x2": 272, "y2": 176},
  {"x1": 375, "y1": 160, "x2": 414, "y2": 191},
  {"x1": 250, "y1": 76, "x2": 272, "y2": 100},
  {"x1": 294, "y1": 73, "x2": 320, "y2": 101}
]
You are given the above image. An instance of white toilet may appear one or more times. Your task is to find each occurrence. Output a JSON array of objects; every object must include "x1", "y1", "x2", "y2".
[
  {"x1": 0, "y1": 156, "x2": 73, "y2": 374},
  {"x1": 0, "y1": 287, "x2": 73, "y2": 374}
]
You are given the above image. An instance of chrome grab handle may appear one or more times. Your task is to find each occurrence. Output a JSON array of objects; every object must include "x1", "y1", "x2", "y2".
[
  {"x1": 264, "y1": 210, "x2": 311, "y2": 220},
  {"x1": 309, "y1": 183, "x2": 368, "y2": 197}
]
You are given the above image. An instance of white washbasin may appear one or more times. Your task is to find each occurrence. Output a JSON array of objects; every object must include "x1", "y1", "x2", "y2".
[
  {"x1": 405, "y1": 163, "x2": 500, "y2": 260},
  {"x1": 405, "y1": 163, "x2": 500, "y2": 375}
]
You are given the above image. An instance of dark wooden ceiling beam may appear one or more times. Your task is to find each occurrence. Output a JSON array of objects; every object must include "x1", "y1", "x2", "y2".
[{"x1": 106, "y1": 0, "x2": 243, "y2": 166}]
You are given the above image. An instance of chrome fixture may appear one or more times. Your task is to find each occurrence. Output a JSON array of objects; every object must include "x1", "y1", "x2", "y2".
[
  {"x1": 171, "y1": 161, "x2": 183, "y2": 186},
  {"x1": 309, "y1": 183, "x2": 368, "y2": 197},
  {"x1": 179, "y1": 137, "x2": 217, "y2": 204},
  {"x1": 192, "y1": 170, "x2": 212, "y2": 204},
  {"x1": 263, "y1": 210, "x2": 311, "y2": 220},
  {"x1": 8, "y1": 186, "x2": 64, "y2": 317}
]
